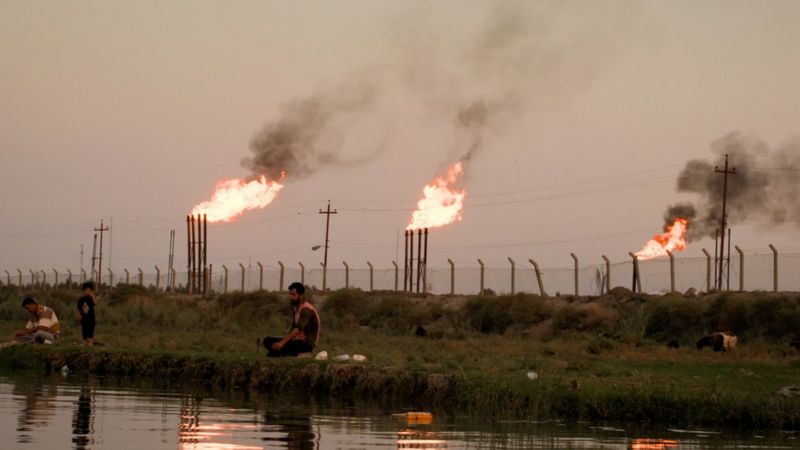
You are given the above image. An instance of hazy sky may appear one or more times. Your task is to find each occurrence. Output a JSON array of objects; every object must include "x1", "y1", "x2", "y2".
[{"x1": 2, "y1": 0, "x2": 800, "y2": 276}]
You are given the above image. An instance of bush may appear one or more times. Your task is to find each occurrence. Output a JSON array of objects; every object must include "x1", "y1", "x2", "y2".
[{"x1": 644, "y1": 297, "x2": 705, "y2": 343}]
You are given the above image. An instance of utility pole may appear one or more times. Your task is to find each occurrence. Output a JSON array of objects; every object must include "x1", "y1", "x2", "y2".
[
  {"x1": 94, "y1": 219, "x2": 110, "y2": 288},
  {"x1": 714, "y1": 154, "x2": 735, "y2": 290},
  {"x1": 318, "y1": 200, "x2": 337, "y2": 291}
]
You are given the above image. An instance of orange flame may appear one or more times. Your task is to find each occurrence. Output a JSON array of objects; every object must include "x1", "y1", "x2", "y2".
[
  {"x1": 191, "y1": 174, "x2": 285, "y2": 223},
  {"x1": 407, "y1": 162, "x2": 466, "y2": 230},
  {"x1": 635, "y1": 218, "x2": 688, "y2": 260}
]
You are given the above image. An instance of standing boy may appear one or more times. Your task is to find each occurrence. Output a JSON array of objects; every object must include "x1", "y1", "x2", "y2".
[{"x1": 77, "y1": 281, "x2": 97, "y2": 346}]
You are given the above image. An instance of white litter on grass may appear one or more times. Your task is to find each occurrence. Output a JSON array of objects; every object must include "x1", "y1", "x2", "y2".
[
  {"x1": 526, "y1": 371, "x2": 538, "y2": 380},
  {"x1": 60, "y1": 365, "x2": 70, "y2": 376},
  {"x1": 352, "y1": 354, "x2": 367, "y2": 362},
  {"x1": 315, "y1": 351, "x2": 328, "y2": 360},
  {"x1": 335, "y1": 354, "x2": 350, "y2": 361}
]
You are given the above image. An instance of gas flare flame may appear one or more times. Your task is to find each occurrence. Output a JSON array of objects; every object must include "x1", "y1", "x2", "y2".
[
  {"x1": 191, "y1": 174, "x2": 285, "y2": 223},
  {"x1": 407, "y1": 161, "x2": 466, "y2": 230},
  {"x1": 635, "y1": 218, "x2": 688, "y2": 260}
]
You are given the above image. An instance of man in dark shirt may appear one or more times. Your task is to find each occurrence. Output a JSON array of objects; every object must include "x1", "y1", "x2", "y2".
[
  {"x1": 77, "y1": 281, "x2": 97, "y2": 346},
  {"x1": 263, "y1": 282, "x2": 320, "y2": 357}
]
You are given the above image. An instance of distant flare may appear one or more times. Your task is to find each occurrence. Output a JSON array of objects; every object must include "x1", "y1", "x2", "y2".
[
  {"x1": 191, "y1": 174, "x2": 285, "y2": 223},
  {"x1": 407, "y1": 162, "x2": 466, "y2": 230},
  {"x1": 635, "y1": 218, "x2": 688, "y2": 260}
]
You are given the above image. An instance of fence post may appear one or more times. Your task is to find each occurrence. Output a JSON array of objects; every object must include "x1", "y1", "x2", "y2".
[
  {"x1": 392, "y1": 261, "x2": 399, "y2": 292},
  {"x1": 508, "y1": 257, "x2": 516, "y2": 295},
  {"x1": 208, "y1": 264, "x2": 213, "y2": 292},
  {"x1": 701, "y1": 248, "x2": 711, "y2": 292},
  {"x1": 41, "y1": 270, "x2": 47, "y2": 290},
  {"x1": 29, "y1": 270, "x2": 36, "y2": 288},
  {"x1": 477, "y1": 258, "x2": 485, "y2": 295},
  {"x1": 81, "y1": 269, "x2": 86, "y2": 284},
  {"x1": 299, "y1": 262, "x2": 305, "y2": 285},
  {"x1": 222, "y1": 265, "x2": 229, "y2": 294},
  {"x1": 108, "y1": 268, "x2": 114, "y2": 288},
  {"x1": 137, "y1": 268, "x2": 143, "y2": 286},
  {"x1": 601, "y1": 255, "x2": 610, "y2": 294},
  {"x1": 278, "y1": 261, "x2": 285, "y2": 292},
  {"x1": 53, "y1": 269, "x2": 58, "y2": 288},
  {"x1": 124, "y1": 269, "x2": 129, "y2": 285},
  {"x1": 570, "y1": 253, "x2": 579, "y2": 296},
  {"x1": 769, "y1": 244, "x2": 778, "y2": 292},
  {"x1": 257, "y1": 262, "x2": 264, "y2": 290},
  {"x1": 528, "y1": 259, "x2": 546, "y2": 296},
  {"x1": 239, "y1": 263, "x2": 246, "y2": 292},
  {"x1": 734, "y1": 246, "x2": 744, "y2": 292},
  {"x1": 66, "y1": 269, "x2": 72, "y2": 289},
  {"x1": 343, "y1": 261, "x2": 349, "y2": 289},
  {"x1": 628, "y1": 253, "x2": 642, "y2": 293},
  {"x1": 4, "y1": 270, "x2": 10, "y2": 287},
  {"x1": 666, "y1": 250, "x2": 675, "y2": 293},
  {"x1": 367, "y1": 261, "x2": 374, "y2": 292},
  {"x1": 447, "y1": 259, "x2": 455, "y2": 295},
  {"x1": 171, "y1": 268, "x2": 176, "y2": 291}
]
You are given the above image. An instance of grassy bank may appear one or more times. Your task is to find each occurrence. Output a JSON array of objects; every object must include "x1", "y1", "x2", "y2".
[{"x1": 1, "y1": 285, "x2": 799, "y2": 428}]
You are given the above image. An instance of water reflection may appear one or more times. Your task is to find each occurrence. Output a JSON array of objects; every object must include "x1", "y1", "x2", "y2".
[
  {"x1": 13, "y1": 380, "x2": 57, "y2": 444},
  {"x1": 0, "y1": 370, "x2": 796, "y2": 449},
  {"x1": 72, "y1": 386, "x2": 95, "y2": 449}
]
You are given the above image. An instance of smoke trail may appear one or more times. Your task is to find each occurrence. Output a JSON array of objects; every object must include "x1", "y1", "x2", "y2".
[
  {"x1": 241, "y1": 82, "x2": 380, "y2": 181},
  {"x1": 664, "y1": 132, "x2": 800, "y2": 241}
]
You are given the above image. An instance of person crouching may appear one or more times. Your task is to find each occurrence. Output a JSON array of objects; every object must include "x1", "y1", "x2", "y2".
[
  {"x1": 14, "y1": 297, "x2": 60, "y2": 344},
  {"x1": 263, "y1": 282, "x2": 320, "y2": 357}
]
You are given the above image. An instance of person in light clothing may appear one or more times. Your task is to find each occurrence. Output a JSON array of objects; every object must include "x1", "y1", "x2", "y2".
[{"x1": 14, "y1": 297, "x2": 60, "y2": 344}]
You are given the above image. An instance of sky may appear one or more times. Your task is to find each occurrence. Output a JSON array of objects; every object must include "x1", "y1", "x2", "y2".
[{"x1": 2, "y1": 0, "x2": 800, "y2": 277}]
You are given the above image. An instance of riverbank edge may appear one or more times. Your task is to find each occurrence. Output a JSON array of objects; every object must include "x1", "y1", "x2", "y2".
[{"x1": 1, "y1": 345, "x2": 798, "y2": 429}]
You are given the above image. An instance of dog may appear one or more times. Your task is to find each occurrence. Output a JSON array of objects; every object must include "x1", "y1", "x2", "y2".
[{"x1": 696, "y1": 332, "x2": 737, "y2": 352}]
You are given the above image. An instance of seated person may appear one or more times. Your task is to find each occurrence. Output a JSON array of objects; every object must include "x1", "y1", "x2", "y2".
[
  {"x1": 14, "y1": 297, "x2": 60, "y2": 344},
  {"x1": 263, "y1": 282, "x2": 320, "y2": 357}
]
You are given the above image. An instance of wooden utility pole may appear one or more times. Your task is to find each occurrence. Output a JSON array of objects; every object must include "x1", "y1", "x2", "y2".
[
  {"x1": 318, "y1": 200, "x2": 337, "y2": 291},
  {"x1": 714, "y1": 154, "x2": 735, "y2": 290},
  {"x1": 94, "y1": 219, "x2": 110, "y2": 287}
]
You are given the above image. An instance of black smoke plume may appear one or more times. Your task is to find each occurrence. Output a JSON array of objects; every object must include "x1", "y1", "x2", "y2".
[{"x1": 664, "y1": 132, "x2": 800, "y2": 241}]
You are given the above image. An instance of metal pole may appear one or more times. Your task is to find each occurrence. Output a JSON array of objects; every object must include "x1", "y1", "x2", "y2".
[
  {"x1": 409, "y1": 230, "x2": 414, "y2": 292},
  {"x1": 601, "y1": 255, "x2": 610, "y2": 294},
  {"x1": 529, "y1": 259, "x2": 546, "y2": 297},
  {"x1": 257, "y1": 262, "x2": 263, "y2": 290},
  {"x1": 734, "y1": 246, "x2": 744, "y2": 292},
  {"x1": 278, "y1": 261, "x2": 285, "y2": 292},
  {"x1": 769, "y1": 244, "x2": 778, "y2": 292},
  {"x1": 108, "y1": 268, "x2": 113, "y2": 288},
  {"x1": 137, "y1": 268, "x2": 143, "y2": 286},
  {"x1": 203, "y1": 214, "x2": 208, "y2": 294},
  {"x1": 367, "y1": 261, "x2": 373, "y2": 292},
  {"x1": 403, "y1": 230, "x2": 408, "y2": 291},
  {"x1": 628, "y1": 252, "x2": 641, "y2": 293},
  {"x1": 726, "y1": 227, "x2": 731, "y2": 291},
  {"x1": 713, "y1": 229, "x2": 719, "y2": 288},
  {"x1": 299, "y1": 262, "x2": 305, "y2": 285},
  {"x1": 701, "y1": 248, "x2": 712, "y2": 292},
  {"x1": 477, "y1": 258, "x2": 485, "y2": 295},
  {"x1": 53, "y1": 269, "x2": 58, "y2": 288},
  {"x1": 508, "y1": 257, "x2": 516, "y2": 295},
  {"x1": 186, "y1": 215, "x2": 192, "y2": 294},
  {"x1": 666, "y1": 250, "x2": 675, "y2": 293},
  {"x1": 239, "y1": 262, "x2": 246, "y2": 292},
  {"x1": 222, "y1": 265, "x2": 228, "y2": 294},
  {"x1": 447, "y1": 258, "x2": 455, "y2": 295},
  {"x1": 570, "y1": 253, "x2": 579, "y2": 296},
  {"x1": 67, "y1": 269, "x2": 72, "y2": 289},
  {"x1": 154, "y1": 266, "x2": 160, "y2": 290},
  {"x1": 392, "y1": 260, "x2": 398, "y2": 292},
  {"x1": 124, "y1": 268, "x2": 129, "y2": 285},
  {"x1": 17, "y1": 269, "x2": 22, "y2": 291},
  {"x1": 343, "y1": 261, "x2": 349, "y2": 289}
]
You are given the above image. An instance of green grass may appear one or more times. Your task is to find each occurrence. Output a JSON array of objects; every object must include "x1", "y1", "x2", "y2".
[{"x1": 1, "y1": 286, "x2": 800, "y2": 427}]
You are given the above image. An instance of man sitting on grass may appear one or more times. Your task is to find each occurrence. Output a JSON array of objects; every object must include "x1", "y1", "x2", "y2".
[
  {"x1": 14, "y1": 297, "x2": 60, "y2": 344},
  {"x1": 263, "y1": 282, "x2": 320, "y2": 357}
]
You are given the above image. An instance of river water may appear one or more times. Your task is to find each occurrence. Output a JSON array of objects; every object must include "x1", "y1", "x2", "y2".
[{"x1": 0, "y1": 368, "x2": 796, "y2": 449}]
